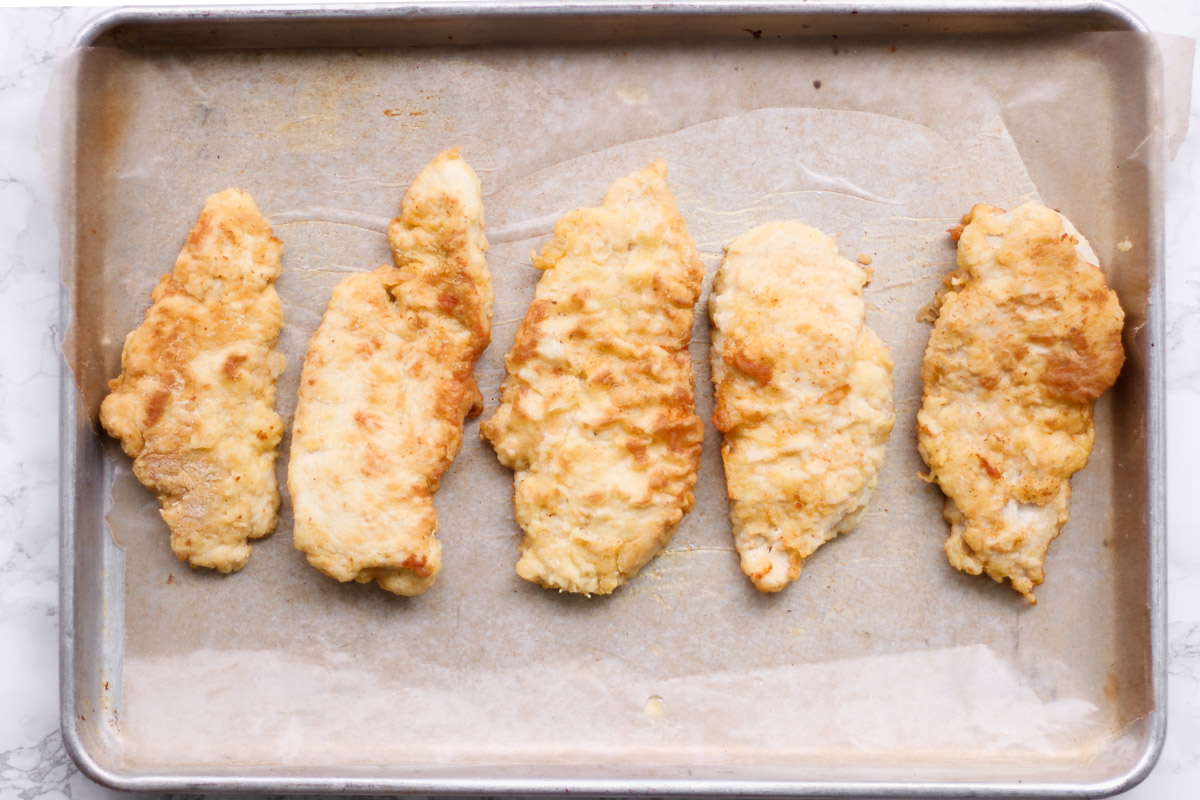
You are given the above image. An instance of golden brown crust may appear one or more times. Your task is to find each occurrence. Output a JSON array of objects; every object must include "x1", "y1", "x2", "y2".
[
  {"x1": 99, "y1": 189, "x2": 286, "y2": 572},
  {"x1": 917, "y1": 202, "x2": 1125, "y2": 604},
  {"x1": 710, "y1": 222, "x2": 894, "y2": 592},
  {"x1": 481, "y1": 161, "x2": 704, "y2": 595},
  {"x1": 287, "y1": 148, "x2": 491, "y2": 596}
]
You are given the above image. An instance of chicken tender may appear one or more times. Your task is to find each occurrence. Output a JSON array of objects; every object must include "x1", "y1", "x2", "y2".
[
  {"x1": 481, "y1": 161, "x2": 705, "y2": 595},
  {"x1": 288, "y1": 149, "x2": 491, "y2": 596},
  {"x1": 100, "y1": 189, "x2": 286, "y2": 572},
  {"x1": 917, "y1": 202, "x2": 1125, "y2": 604},
  {"x1": 710, "y1": 222, "x2": 894, "y2": 592}
]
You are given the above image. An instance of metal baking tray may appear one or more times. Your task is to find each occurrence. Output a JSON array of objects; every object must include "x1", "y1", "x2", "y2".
[{"x1": 59, "y1": 1, "x2": 1167, "y2": 796}]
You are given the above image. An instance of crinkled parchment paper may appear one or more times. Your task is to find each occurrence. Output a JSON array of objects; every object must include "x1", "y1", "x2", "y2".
[{"x1": 58, "y1": 29, "x2": 1191, "y2": 778}]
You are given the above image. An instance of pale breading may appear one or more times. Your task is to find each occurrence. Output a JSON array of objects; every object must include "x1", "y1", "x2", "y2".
[
  {"x1": 917, "y1": 202, "x2": 1125, "y2": 604},
  {"x1": 288, "y1": 149, "x2": 491, "y2": 596},
  {"x1": 710, "y1": 222, "x2": 894, "y2": 592},
  {"x1": 481, "y1": 161, "x2": 705, "y2": 595},
  {"x1": 100, "y1": 189, "x2": 286, "y2": 572}
]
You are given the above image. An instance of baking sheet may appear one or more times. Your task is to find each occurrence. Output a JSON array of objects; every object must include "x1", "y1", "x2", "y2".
[{"x1": 57, "y1": 8, "x2": 1183, "y2": 792}]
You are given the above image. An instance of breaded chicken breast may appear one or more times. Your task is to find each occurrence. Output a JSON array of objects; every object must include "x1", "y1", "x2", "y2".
[
  {"x1": 918, "y1": 202, "x2": 1125, "y2": 604},
  {"x1": 100, "y1": 189, "x2": 286, "y2": 572},
  {"x1": 710, "y1": 222, "x2": 894, "y2": 592},
  {"x1": 481, "y1": 161, "x2": 705, "y2": 595},
  {"x1": 288, "y1": 149, "x2": 491, "y2": 596}
]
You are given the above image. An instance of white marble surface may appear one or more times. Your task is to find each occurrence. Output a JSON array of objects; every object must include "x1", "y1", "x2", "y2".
[{"x1": 1, "y1": 1, "x2": 1197, "y2": 798}]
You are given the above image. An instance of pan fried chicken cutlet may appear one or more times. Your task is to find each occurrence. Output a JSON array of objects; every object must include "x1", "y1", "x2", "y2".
[
  {"x1": 288, "y1": 149, "x2": 491, "y2": 596},
  {"x1": 481, "y1": 161, "x2": 705, "y2": 595},
  {"x1": 100, "y1": 189, "x2": 286, "y2": 572},
  {"x1": 918, "y1": 202, "x2": 1124, "y2": 604},
  {"x1": 710, "y1": 222, "x2": 894, "y2": 592}
]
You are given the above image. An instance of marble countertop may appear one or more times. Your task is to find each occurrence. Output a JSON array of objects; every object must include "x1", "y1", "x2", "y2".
[{"x1": 2, "y1": 2, "x2": 1197, "y2": 798}]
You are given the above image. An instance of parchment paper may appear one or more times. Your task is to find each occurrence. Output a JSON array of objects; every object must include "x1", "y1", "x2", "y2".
[{"x1": 60, "y1": 30, "x2": 1189, "y2": 778}]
